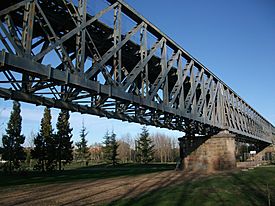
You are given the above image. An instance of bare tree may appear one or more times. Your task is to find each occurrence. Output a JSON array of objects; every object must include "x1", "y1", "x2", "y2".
[
  {"x1": 152, "y1": 133, "x2": 179, "y2": 163},
  {"x1": 26, "y1": 130, "x2": 36, "y2": 149},
  {"x1": 120, "y1": 133, "x2": 135, "y2": 162},
  {"x1": 117, "y1": 140, "x2": 130, "y2": 163},
  {"x1": 171, "y1": 137, "x2": 179, "y2": 162}
]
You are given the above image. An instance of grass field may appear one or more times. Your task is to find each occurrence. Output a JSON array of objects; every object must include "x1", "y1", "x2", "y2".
[
  {"x1": 0, "y1": 163, "x2": 175, "y2": 187},
  {"x1": 109, "y1": 166, "x2": 275, "y2": 206},
  {"x1": 0, "y1": 164, "x2": 274, "y2": 206}
]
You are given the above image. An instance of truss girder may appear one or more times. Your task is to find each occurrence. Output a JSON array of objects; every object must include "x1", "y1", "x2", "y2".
[{"x1": 0, "y1": 0, "x2": 274, "y2": 143}]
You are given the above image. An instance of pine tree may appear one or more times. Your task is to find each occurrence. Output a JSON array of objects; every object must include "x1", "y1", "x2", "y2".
[
  {"x1": 110, "y1": 132, "x2": 119, "y2": 166},
  {"x1": 103, "y1": 131, "x2": 119, "y2": 166},
  {"x1": 2, "y1": 101, "x2": 25, "y2": 172},
  {"x1": 103, "y1": 131, "x2": 111, "y2": 163},
  {"x1": 31, "y1": 133, "x2": 46, "y2": 171},
  {"x1": 136, "y1": 126, "x2": 154, "y2": 164},
  {"x1": 56, "y1": 110, "x2": 74, "y2": 171},
  {"x1": 43, "y1": 108, "x2": 56, "y2": 171},
  {"x1": 0, "y1": 146, "x2": 4, "y2": 161},
  {"x1": 31, "y1": 107, "x2": 55, "y2": 171},
  {"x1": 75, "y1": 121, "x2": 90, "y2": 165}
]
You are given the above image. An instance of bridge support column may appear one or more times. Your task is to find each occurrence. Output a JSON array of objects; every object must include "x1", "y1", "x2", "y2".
[{"x1": 179, "y1": 130, "x2": 236, "y2": 173}]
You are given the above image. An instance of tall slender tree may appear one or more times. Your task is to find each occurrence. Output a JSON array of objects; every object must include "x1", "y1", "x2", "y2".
[
  {"x1": 110, "y1": 132, "x2": 119, "y2": 166},
  {"x1": 103, "y1": 130, "x2": 119, "y2": 166},
  {"x1": 0, "y1": 145, "x2": 4, "y2": 161},
  {"x1": 75, "y1": 121, "x2": 90, "y2": 165},
  {"x1": 56, "y1": 110, "x2": 73, "y2": 171},
  {"x1": 31, "y1": 107, "x2": 55, "y2": 171},
  {"x1": 136, "y1": 126, "x2": 154, "y2": 164},
  {"x1": 2, "y1": 101, "x2": 25, "y2": 172},
  {"x1": 103, "y1": 131, "x2": 111, "y2": 163}
]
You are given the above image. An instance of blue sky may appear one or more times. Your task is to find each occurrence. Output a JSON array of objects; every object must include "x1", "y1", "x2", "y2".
[{"x1": 0, "y1": 0, "x2": 274, "y2": 145}]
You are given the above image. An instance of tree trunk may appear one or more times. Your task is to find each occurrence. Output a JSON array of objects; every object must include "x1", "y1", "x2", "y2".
[
  {"x1": 9, "y1": 147, "x2": 12, "y2": 173},
  {"x1": 9, "y1": 160, "x2": 12, "y2": 173},
  {"x1": 59, "y1": 159, "x2": 61, "y2": 171},
  {"x1": 58, "y1": 147, "x2": 62, "y2": 171}
]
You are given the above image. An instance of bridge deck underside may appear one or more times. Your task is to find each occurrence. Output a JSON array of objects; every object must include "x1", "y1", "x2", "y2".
[{"x1": 0, "y1": 0, "x2": 274, "y2": 143}]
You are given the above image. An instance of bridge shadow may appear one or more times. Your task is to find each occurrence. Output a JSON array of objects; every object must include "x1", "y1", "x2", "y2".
[{"x1": 179, "y1": 135, "x2": 210, "y2": 158}]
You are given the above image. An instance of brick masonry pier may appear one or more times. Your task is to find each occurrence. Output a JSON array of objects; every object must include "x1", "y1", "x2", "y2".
[{"x1": 179, "y1": 130, "x2": 236, "y2": 173}]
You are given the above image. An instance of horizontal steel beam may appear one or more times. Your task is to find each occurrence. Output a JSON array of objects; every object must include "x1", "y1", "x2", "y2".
[{"x1": 0, "y1": 51, "x2": 272, "y2": 143}]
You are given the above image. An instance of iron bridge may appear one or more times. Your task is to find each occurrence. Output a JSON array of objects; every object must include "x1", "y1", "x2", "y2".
[{"x1": 0, "y1": 0, "x2": 274, "y2": 143}]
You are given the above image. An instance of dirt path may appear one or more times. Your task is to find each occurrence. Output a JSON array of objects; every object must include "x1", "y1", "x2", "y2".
[{"x1": 0, "y1": 171, "x2": 199, "y2": 206}]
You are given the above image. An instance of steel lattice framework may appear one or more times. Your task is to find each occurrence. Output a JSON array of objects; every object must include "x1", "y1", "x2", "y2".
[{"x1": 0, "y1": 0, "x2": 274, "y2": 143}]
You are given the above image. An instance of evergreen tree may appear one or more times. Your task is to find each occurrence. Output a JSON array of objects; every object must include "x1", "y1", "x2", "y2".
[
  {"x1": 103, "y1": 131, "x2": 119, "y2": 166},
  {"x1": 75, "y1": 121, "x2": 90, "y2": 165},
  {"x1": 0, "y1": 146, "x2": 3, "y2": 160},
  {"x1": 103, "y1": 131, "x2": 111, "y2": 163},
  {"x1": 2, "y1": 101, "x2": 25, "y2": 172},
  {"x1": 56, "y1": 110, "x2": 73, "y2": 171},
  {"x1": 110, "y1": 132, "x2": 119, "y2": 166},
  {"x1": 31, "y1": 133, "x2": 46, "y2": 171},
  {"x1": 31, "y1": 107, "x2": 55, "y2": 171},
  {"x1": 43, "y1": 108, "x2": 56, "y2": 171},
  {"x1": 136, "y1": 126, "x2": 154, "y2": 164}
]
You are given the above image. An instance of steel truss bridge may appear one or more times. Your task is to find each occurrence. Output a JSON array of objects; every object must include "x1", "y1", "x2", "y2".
[{"x1": 0, "y1": 0, "x2": 274, "y2": 144}]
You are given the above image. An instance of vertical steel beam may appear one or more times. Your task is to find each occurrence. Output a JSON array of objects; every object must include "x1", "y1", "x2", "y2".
[
  {"x1": 22, "y1": 0, "x2": 35, "y2": 56},
  {"x1": 161, "y1": 40, "x2": 168, "y2": 104},
  {"x1": 76, "y1": 0, "x2": 87, "y2": 73},
  {"x1": 150, "y1": 50, "x2": 180, "y2": 101},
  {"x1": 113, "y1": 4, "x2": 122, "y2": 82},
  {"x1": 177, "y1": 55, "x2": 184, "y2": 110},
  {"x1": 22, "y1": 0, "x2": 35, "y2": 92},
  {"x1": 140, "y1": 24, "x2": 148, "y2": 97},
  {"x1": 169, "y1": 60, "x2": 193, "y2": 109}
]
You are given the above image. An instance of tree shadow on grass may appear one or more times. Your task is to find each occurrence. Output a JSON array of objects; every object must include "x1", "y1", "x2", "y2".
[
  {"x1": 230, "y1": 169, "x2": 275, "y2": 206},
  {"x1": 0, "y1": 165, "x2": 179, "y2": 206},
  {"x1": 0, "y1": 163, "x2": 175, "y2": 187},
  {"x1": 2, "y1": 166, "x2": 274, "y2": 206},
  {"x1": 106, "y1": 168, "x2": 275, "y2": 206},
  {"x1": 107, "y1": 172, "x2": 200, "y2": 206},
  {"x1": 0, "y1": 164, "x2": 177, "y2": 205}
]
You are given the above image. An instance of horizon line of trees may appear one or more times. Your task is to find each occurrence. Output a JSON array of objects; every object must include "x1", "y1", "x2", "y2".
[{"x1": 0, "y1": 101, "x2": 180, "y2": 173}]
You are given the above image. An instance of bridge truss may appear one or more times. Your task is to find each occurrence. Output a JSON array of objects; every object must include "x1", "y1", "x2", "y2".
[{"x1": 0, "y1": 0, "x2": 274, "y2": 143}]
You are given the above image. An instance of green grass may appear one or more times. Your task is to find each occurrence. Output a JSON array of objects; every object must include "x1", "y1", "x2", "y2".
[
  {"x1": 108, "y1": 166, "x2": 275, "y2": 206},
  {"x1": 1, "y1": 164, "x2": 274, "y2": 206},
  {"x1": 0, "y1": 163, "x2": 175, "y2": 188}
]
